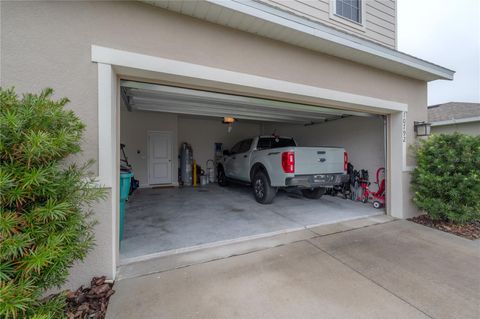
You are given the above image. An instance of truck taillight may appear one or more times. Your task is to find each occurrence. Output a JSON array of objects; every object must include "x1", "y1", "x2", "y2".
[
  {"x1": 344, "y1": 151, "x2": 348, "y2": 172},
  {"x1": 282, "y1": 151, "x2": 295, "y2": 173}
]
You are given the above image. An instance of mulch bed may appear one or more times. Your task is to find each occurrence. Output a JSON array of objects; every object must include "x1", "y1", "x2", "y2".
[
  {"x1": 408, "y1": 215, "x2": 480, "y2": 240},
  {"x1": 65, "y1": 276, "x2": 115, "y2": 319}
]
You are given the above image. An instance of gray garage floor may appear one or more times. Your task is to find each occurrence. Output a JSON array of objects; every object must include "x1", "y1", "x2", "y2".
[{"x1": 121, "y1": 183, "x2": 382, "y2": 262}]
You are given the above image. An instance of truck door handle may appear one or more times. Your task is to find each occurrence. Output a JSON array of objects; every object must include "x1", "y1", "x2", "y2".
[{"x1": 243, "y1": 155, "x2": 248, "y2": 158}]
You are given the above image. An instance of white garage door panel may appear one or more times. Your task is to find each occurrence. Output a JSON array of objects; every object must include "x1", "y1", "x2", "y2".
[
  {"x1": 121, "y1": 80, "x2": 374, "y2": 125},
  {"x1": 149, "y1": 132, "x2": 172, "y2": 184}
]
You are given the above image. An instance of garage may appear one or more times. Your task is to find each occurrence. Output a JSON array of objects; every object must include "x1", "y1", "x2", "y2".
[{"x1": 119, "y1": 80, "x2": 386, "y2": 263}]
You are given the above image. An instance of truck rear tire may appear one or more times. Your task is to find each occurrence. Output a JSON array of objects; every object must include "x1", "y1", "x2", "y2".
[
  {"x1": 217, "y1": 166, "x2": 228, "y2": 186},
  {"x1": 302, "y1": 187, "x2": 326, "y2": 199},
  {"x1": 252, "y1": 171, "x2": 276, "y2": 204}
]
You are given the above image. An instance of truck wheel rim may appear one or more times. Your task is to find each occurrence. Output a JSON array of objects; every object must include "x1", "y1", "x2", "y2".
[
  {"x1": 218, "y1": 171, "x2": 224, "y2": 183},
  {"x1": 255, "y1": 179, "x2": 264, "y2": 198}
]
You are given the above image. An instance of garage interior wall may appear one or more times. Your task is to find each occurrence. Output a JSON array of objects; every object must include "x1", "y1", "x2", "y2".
[
  {"x1": 120, "y1": 107, "x2": 178, "y2": 187},
  {"x1": 120, "y1": 107, "x2": 262, "y2": 186},
  {"x1": 122, "y1": 105, "x2": 385, "y2": 190},
  {"x1": 262, "y1": 116, "x2": 385, "y2": 190},
  {"x1": 178, "y1": 117, "x2": 261, "y2": 175}
]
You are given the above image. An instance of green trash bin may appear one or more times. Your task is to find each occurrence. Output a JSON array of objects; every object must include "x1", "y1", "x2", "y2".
[{"x1": 119, "y1": 172, "x2": 133, "y2": 241}]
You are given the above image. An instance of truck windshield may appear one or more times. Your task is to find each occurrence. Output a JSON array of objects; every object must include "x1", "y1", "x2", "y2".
[{"x1": 257, "y1": 137, "x2": 296, "y2": 150}]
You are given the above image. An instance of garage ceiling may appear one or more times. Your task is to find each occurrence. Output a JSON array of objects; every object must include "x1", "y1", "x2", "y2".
[{"x1": 121, "y1": 80, "x2": 373, "y2": 124}]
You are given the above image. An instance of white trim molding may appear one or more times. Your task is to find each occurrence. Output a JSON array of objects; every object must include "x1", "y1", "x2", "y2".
[
  {"x1": 97, "y1": 63, "x2": 114, "y2": 187},
  {"x1": 401, "y1": 111, "x2": 409, "y2": 172},
  {"x1": 388, "y1": 111, "x2": 406, "y2": 218},
  {"x1": 97, "y1": 62, "x2": 119, "y2": 280},
  {"x1": 92, "y1": 45, "x2": 413, "y2": 274},
  {"x1": 91, "y1": 46, "x2": 409, "y2": 219},
  {"x1": 91, "y1": 45, "x2": 407, "y2": 114}
]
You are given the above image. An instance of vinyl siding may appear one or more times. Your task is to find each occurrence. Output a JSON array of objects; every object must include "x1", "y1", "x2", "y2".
[{"x1": 260, "y1": 0, "x2": 397, "y2": 48}]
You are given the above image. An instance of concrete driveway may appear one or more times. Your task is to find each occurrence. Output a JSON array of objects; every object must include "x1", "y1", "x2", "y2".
[{"x1": 107, "y1": 219, "x2": 480, "y2": 319}]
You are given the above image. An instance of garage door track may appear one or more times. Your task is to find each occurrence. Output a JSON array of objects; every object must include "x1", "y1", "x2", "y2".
[{"x1": 106, "y1": 220, "x2": 480, "y2": 319}]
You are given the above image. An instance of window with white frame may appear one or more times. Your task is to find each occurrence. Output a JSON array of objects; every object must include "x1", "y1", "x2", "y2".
[{"x1": 335, "y1": 0, "x2": 362, "y2": 24}]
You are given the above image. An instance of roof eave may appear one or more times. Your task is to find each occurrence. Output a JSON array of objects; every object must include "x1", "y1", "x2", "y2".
[{"x1": 144, "y1": 0, "x2": 455, "y2": 82}]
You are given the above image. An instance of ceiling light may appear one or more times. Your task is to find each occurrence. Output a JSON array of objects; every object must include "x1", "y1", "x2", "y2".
[{"x1": 222, "y1": 117, "x2": 236, "y2": 124}]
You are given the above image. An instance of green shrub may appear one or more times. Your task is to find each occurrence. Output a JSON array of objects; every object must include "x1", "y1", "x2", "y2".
[
  {"x1": 0, "y1": 88, "x2": 105, "y2": 318},
  {"x1": 412, "y1": 133, "x2": 480, "y2": 223}
]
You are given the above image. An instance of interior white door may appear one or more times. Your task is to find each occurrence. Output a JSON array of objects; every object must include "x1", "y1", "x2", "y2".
[{"x1": 148, "y1": 132, "x2": 172, "y2": 185}]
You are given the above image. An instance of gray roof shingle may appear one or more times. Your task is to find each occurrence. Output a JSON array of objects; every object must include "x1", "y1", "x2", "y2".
[{"x1": 428, "y1": 102, "x2": 480, "y2": 122}]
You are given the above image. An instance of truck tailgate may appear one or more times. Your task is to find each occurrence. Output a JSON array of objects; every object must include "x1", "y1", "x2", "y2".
[{"x1": 294, "y1": 147, "x2": 345, "y2": 175}]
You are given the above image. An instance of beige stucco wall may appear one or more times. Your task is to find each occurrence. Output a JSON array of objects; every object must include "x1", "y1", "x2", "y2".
[
  {"x1": 431, "y1": 122, "x2": 480, "y2": 136},
  {"x1": 262, "y1": 116, "x2": 385, "y2": 191},
  {"x1": 1, "y1": 0, "x2": 427, "y2": 288},
  {"x1": 64, "y1": 189, "x2": 113, "y2": 291}
]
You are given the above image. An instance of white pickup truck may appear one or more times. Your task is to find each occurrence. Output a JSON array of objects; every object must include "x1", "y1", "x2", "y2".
[{"x1": 217, "y1": 136, "x2": 349, "y2": 204}]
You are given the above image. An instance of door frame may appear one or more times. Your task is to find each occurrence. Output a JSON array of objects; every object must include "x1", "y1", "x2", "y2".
[
  {"x1": 93, "y1": 45, "x2": 409, "y2": 280},
  {"x1": 147, "y1": 130, "x2": 173, "y2": 186}
]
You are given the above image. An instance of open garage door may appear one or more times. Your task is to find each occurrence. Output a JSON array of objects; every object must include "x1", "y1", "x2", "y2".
[
  {"x1": 121, "y1": 80, "x2": 373, "y2": 124},
  {"x1": 119, "y1": 80, "x2": 386, "y2": 264}
]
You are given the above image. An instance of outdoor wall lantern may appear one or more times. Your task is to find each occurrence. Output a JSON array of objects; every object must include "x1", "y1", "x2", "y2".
[{"x1": 414, "y1": 121, "x2": 432, "y2": 137}]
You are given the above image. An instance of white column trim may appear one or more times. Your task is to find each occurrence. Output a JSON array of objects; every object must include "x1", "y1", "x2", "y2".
[
  {"x1": 98, "y1": 63, "x2": 114, "y2": 187},
  {"x1": 401, "y1": 111, "x2": 416, "y2": 172},
  {"x1": 401, "y1": 110, "x2": 409, "y2": 172},
  {"x1": 389, "y1": 111, "x2": 405, "y2": 218},
  {"x1": 97, "y1": 62, "x2": 118, "y2": 279},
  {"x1": 91, "y1": 45, "x2": 407, "y2": 114}
]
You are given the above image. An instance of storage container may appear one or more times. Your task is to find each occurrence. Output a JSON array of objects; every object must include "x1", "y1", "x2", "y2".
[{"x1": 119, "y1": 172, "x2": 132, "y2": 241}]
